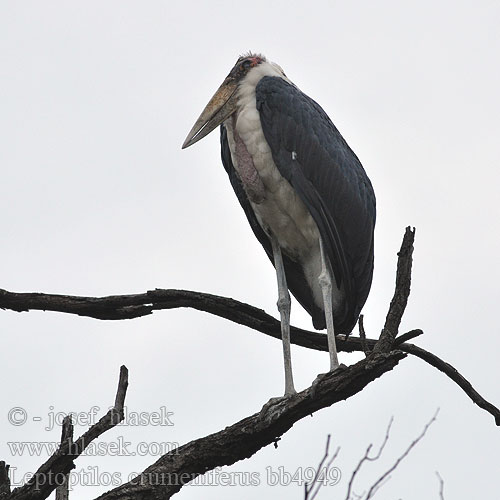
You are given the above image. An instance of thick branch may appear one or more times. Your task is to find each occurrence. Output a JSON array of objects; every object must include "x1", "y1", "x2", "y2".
[
  {"x1": 9, "y1": 366, "x2": 129, "y2": 500},
  {"x1": 0, "y1": 287, "x2": 415, "y2": 353},
  {"x1": 1, "y1": 285, "x2": 498, "y2": 424},
  {"x1": 1, "y1": 286, "x2": 498, "y2": 424},
  {"x1": 96, "y1": 352, "x2": 405, "y2": 500}
]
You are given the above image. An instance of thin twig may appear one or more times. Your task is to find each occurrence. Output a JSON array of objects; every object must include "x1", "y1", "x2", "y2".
[
  {"x1": 304, "y1": 435, "x2": 331, "y2": 500},
  {"x1": 321, "y1": 446, "x2": 341, "y2": 496},
  {"x1": 436, "y1": 471, "x2": 445, "y2": 500},
  {"x1": 365, "y1": 409, "x2": 439, "y2": 499},
  {"x1": 399, "y1": 343, "x2": 500, "y2": 425},
  {"x1": 345, "y1": 444, "x2": 372, "y2": 500},
  {"x1": 345, "y1": 417, "x2": 394, "y2": 500},
  {"x1": 304, "y1": 435, "x2": 340, "y2": 500}
]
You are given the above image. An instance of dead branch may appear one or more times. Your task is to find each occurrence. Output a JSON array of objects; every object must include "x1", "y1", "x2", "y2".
[
  {"x1": 6, "y1": 366, "x2": 128, "y2": 500},
  {"x1": 364, "y1": 410, "x2": 438, "y2": 499},
  {"x1": 436, "y1": 471, "x2": 445, "y2": 500},
  {"x1": 2, "y1": 355, "x2": 404, "y2": 500},
  {"x1": 304, "y1": 435, "x2": 340, "y2": 500},
  {"x1": 400, "y1": 343, "x2": 500, "y2": 425},
  {"x1": 345, "y1": 417, "x2": 394, "y2": 500},
  {"x1": 306, "y1": 413, "x2": 438, "y2": 500},
  {"x1": 0, "y1": 462, "x2": 10, "y2": 499},
  {"x1": 373, "y1": 226, "x2": 415, "y2": 354},
  {"x1": 95, "y1": 352, "x2": 404, "y2": 500},
  {"x1": 358, "y1": 315, "x2": 368, "y2": 356},
  {"x1": 342, "y1": 412, "x2": 437, "y2": 500},
  {"x1": 55, "y1": 416, "x2": 73, "y2": 500},
  {"x1": 0, "y1": 287, "x2": 417, "y2": 352}
]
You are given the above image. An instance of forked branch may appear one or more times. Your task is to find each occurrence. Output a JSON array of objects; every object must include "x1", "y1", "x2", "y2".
[{"x1": 6, "y1": 366, "x2": 128, "y2": 500}]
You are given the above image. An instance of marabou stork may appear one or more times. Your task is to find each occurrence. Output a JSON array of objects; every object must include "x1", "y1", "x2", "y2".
[{"x1": 182, "y1": 53, "x2": 375, "y2": 396}]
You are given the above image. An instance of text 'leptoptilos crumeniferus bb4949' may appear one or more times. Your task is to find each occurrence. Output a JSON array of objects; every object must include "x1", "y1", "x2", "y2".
[{"x1": 182, "y1": 53, "x2": 376, "y2": 396}]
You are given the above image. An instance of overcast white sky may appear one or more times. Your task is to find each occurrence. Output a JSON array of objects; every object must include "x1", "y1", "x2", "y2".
[{"x1": 1, "y1": 1, "x2": 499, "y2": 499}]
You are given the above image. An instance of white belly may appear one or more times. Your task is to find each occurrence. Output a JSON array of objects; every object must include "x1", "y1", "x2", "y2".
[{"x1": 224, "y1": 101, "x2": 328, "y2": 310}]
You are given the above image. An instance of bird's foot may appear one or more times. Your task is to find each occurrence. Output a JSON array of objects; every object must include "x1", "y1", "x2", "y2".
[
  {"x1": 259, "y1": 391, "x2": 296, "y2": 420},
  {"x1": 310, "y1": 364, "x2": 348, "y2": 398}
]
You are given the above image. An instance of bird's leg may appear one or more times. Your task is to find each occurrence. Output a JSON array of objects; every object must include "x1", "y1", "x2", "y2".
[
  {"x1": 318, "y1": 237, "x2": 340, "y2": 371},
  {"x1": 270, "y1": 235, "x2": 296, "y2": 396}
]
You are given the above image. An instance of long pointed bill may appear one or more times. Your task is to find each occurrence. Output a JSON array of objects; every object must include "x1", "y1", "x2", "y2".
[{"x1": 182, "y1": 78, "x2": 238, "y2": 149}]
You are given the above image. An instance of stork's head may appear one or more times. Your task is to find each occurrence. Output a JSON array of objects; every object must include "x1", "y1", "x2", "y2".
[{"x1": 182, "y1": 53, "x2": 287, "y2": 149}]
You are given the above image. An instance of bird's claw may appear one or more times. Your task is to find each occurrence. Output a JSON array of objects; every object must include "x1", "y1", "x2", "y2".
[
  {"x1": 310, "y1": 364, "x2": 348, "y2": 398},
  {"x1": 259, "y1": 392, "x2": 296, "y2": 419}
]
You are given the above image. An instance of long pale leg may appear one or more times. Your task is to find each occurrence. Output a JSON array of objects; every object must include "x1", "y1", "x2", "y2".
[
  {"x1": 270, "y1": 235, "x2": 296, "y2": 396},
  {"x1": 318, "y1": 237, "x2": 340, "y2": 371}
]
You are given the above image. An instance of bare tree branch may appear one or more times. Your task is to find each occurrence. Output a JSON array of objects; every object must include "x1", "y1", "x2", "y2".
[
  {"x1": 365, "y1": 410, "x2": 439, "y2": 499},
  {"x1": 0, "y1": 462, "x2": 10, "y2": 499},
  {"x1": 393, "y1": 329, "x2": 422, "y2": 344},
  {"x1": 55, "y1": 416, "x2": 73, "y2": 500},
  {"x1": 0, "y1": 287, "x2": 415, "y2": 352},
  {"x1": 400, "y1": 343, "x2": 500, "y2": 425},
  {"x1": 342, "y1": 412, "x2": 437, "y2": 500},
  {"x1": 95, "y1": 352, "x2": 405, "y2": 500},
  {"x1": 436, "y1": 471, "x2": 445, "y2": 500},
  {"x1": 8, "y1": 366, "x2": 129, "y2": 500},
  {"x1": 1, "y1": 356, "x2": 405, "y2": 500},
  {"x1": 373, "y1": 226, "x2": 415, "y2": 354},
  {"x1": 358, "y1": 315, "x2": 368, "y2": 356},
  {"x1": 345, "y1": 417, "x2": 394, "y2": 500},
  {"x1": 304, "y1": 435, "x2": 340, "y2": 500}
]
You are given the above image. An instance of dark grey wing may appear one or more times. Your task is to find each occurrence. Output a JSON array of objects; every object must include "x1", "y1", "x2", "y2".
[
  {"x1": 256, "y1": 76, "x2": 376, "y2": 334},
  {"x1": 220, "y1": 124, "x2": 325, "y2": 327}
]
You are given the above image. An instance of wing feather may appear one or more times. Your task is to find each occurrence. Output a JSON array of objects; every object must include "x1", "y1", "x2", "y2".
[{"x1": 256, "y1": 76, "x2": 376, "y2": 333}]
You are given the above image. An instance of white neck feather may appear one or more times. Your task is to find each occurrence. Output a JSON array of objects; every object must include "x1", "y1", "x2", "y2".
[{"x1": 236, "y1": 61, "x2": 293, "y2": 104}]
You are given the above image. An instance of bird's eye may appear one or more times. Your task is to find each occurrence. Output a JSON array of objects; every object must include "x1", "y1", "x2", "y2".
[{"x1": 241, "y1": 59, "x2": 252, "y2": 71}]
